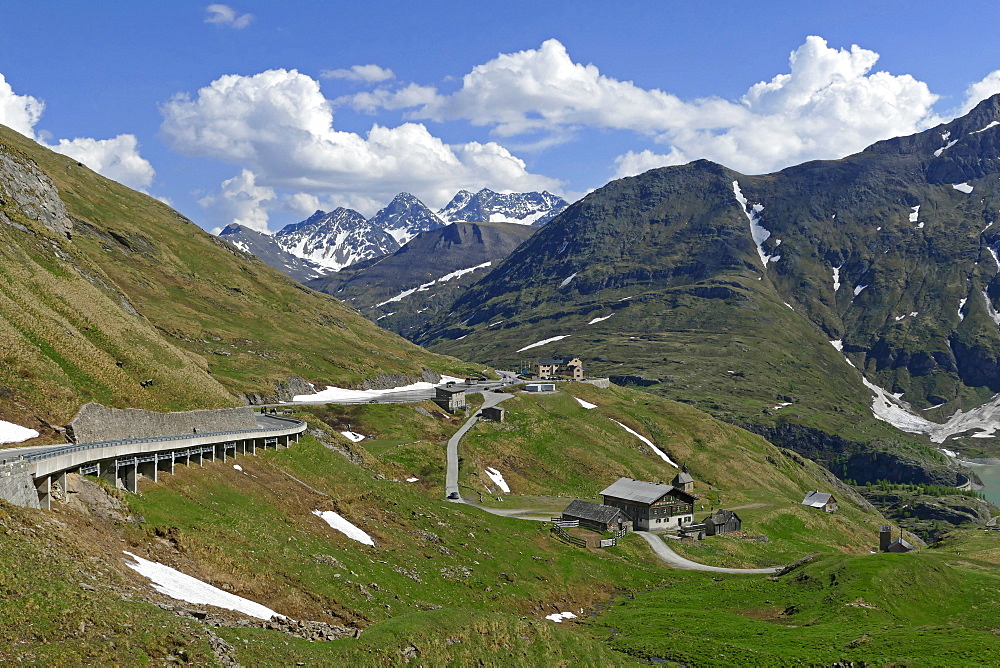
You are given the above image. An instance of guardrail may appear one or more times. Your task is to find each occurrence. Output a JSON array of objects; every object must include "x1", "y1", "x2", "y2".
[{"x1": 8, "y1": 417, "x2": 305, "y2": 465}]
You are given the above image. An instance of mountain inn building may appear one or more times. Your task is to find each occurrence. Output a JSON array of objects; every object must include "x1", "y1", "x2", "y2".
[
  {"x1": 599, "y1": 477, "x2": 696, "y2": 530},
  {"x1": 801, "y1": 491, "x2": 838, "y2": 513},
  {"x1": 536, "y1": 356, "x2": 585, "y2": 380}
]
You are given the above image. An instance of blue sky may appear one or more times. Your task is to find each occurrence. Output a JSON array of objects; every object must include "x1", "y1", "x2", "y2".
[{"x1": 3, "y1": 1, "x2": 1000, "y2": 232}]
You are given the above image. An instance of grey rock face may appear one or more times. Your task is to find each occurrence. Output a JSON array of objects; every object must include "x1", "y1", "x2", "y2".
[
  {"x1": 437, "y1": 188, "x2": 568, "y2": 226},
  {"x1": 369, "y1": 192, "x2": 445, "y2": 246},
  {"x1": 218, "y1": 223, "x2": 327, "y2": 282},
  {"x1": 275, "y1": 208, "x2": 399, "y2": 272},
  {"x1": 0, "y1": 146, "x2": 73, "y2": 238}
]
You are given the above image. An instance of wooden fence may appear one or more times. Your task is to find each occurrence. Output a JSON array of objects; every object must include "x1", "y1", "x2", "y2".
[{"x1": 550, "y1": 523, "x2": 587, "y2": 547}]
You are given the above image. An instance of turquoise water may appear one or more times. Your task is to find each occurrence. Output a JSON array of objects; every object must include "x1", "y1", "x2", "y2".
[{"x1": 974, "y1": 464, "x2": 1000, "y2": 507}]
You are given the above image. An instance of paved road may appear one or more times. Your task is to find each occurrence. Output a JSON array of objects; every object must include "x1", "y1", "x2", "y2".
[
  {"x1": 275, "y1": 380, "x2": 512, "y2": 407},
  {"x1": 0, "y1": 414, "x2": 295, "y2": 463},
  {"x1": 445, "y1": 391, "x2": 514, "y2": 501},
  {"x1": 636, "y1": 531, "x2": 782, "y2": 574}
]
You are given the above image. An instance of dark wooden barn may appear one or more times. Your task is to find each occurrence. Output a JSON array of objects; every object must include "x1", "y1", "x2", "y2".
[
  {"x1": 703, "y1": 509, "x2": 741, "y2": 535},
  {"x1": 561, "y1": 499, "x2": 629, "y2": 532}
]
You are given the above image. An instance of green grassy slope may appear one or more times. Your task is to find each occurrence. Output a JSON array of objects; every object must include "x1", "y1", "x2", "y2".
[
  {"x1": 587, "y1": 542, "x2": 1000, "y2": 667},
  {"x1": 0, "y1": 124, "x2": 474, "y2": 432},
  {"x1": 458, "y1": 383, "x2": 887, "y2": 566}
]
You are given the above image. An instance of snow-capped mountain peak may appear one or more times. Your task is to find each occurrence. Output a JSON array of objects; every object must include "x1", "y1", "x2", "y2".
[
  {"x1": 437, "y1": 188, "x2": 568, "y2": 226},
  {"x1": 369, "y1": 192, "x2": 445, "y2": 246},
  {"x1": 274, "y1": 208, "x2": 399, "y2": 272}
]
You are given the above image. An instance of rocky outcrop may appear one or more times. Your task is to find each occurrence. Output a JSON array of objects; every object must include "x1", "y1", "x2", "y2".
[
  {"x1": 361, "y1": 368, "x2": 441, "y2": 391},
  {"x1": 0, "y1": 145, "x2": 72, "y2": 239},
  {"x1": 0, "y1": 460, "x2": 40, "y2": 509},
  {"x1": 242, "y1": 376, "x2": 317, "y2": 405},
  {"x1": 65, "y1": 403, "x2": 257, "y2": 444}
]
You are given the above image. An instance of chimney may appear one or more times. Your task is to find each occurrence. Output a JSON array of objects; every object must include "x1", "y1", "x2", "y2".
[{"x1": 879, "y1": 525, "x2": 892, "y2": 552}]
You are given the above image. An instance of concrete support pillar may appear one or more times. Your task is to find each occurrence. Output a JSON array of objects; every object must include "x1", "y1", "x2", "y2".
[
  {"x1": 157, "y1": 453, "x2": 174, "y2": 477},
  {"x1": 120, "y1": 460, "x2": 138, "y2": 494},
  {"x1": 249, "y1": 439, "x2": 257, "y2": 455},
  {"x1": 35, "y1": 475, "x2": 51, "y2": 511},
  {"x1": 217, "y1": 444, "x2": 227, "y2": 463},
  {"x1": 138, "y1": 459, "x2": 156, "y2": 484},
  {"x1": 98, "y1": 460, "x2": 117, "y2": 487},
  {"x1": 54, "y1": 470, "x2": 67, "y2": 499}
]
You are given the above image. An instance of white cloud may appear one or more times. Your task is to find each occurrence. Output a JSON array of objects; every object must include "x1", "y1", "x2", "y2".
[
  {"x1": 198, "y1": 169, "x2": 274, "y2": 232},
  {"x1": 363, "y1": 37, "x2": 941, "y2": 176},
  {"x1": 160, "y1": 68, "x2": 561, "y2": 223},
  {"x1": 612, "y1": 148, "x2": 689, "y2": 180},
  {"x1": 204, "y1": 4, "x2": 254, "y2": 29},
  {"x1": 0, "y1": 73, "x2": 44, "y2": 138},
  {"x1": 960, "y1": 70, "x2": 1000, "y2": 115},
  {"x1": 321, "y1": 64, "x2": 395, "y2": 83},
  {"x1": 0, "y1": 72, "x2": 156, "y2": 192},
  {"x1": 48, "y1": 135, "x2": 155, "y2": 190}
]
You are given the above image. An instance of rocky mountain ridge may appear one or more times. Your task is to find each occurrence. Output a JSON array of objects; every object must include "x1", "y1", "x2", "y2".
[
  {"x1": 306, "y1": 221, "x2": 537, "y2": 336},
  {"x1": 219, "y1": 189, "x2": 568, "y2": 277}
]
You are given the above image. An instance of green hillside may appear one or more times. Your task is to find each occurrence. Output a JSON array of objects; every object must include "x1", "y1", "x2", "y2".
[
  {"x1": 0, "y1": 124, "x2": 473, "y2": 434},
  {"x1": 417, "y1": 97, "x2": 1000, "y2": 480}
]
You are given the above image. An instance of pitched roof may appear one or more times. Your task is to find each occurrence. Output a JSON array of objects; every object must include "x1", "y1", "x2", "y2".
[
  {"x1": 801, "y1": 491, "x2": 834, "y2": 508},
  {"x1": 600, "y1": 477, "x2": 677, "y2": 504},
  {"x1": 705, "y1": 509, "x2": 740, "y2": 525},
  {"x1": 889, "y1": 537, "x2": 915, "y2": 551},
  {"x1": 562, "y1": 499, "x2": 625, "y2": 524},
  {"x1": 672, "y1": 471, "x2": 694, "y2": 485}
]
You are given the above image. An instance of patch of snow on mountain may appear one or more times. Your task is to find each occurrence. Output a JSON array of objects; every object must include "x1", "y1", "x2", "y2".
[
  {"x1": 574, "y1": 397, "x2": 597, "y2": 409},
  {"x1": 959, "y1": 297, "x2": 968, "y2": 321},
  {"x1": 312, "y1": 510, "x2": 375, "y2": 546},
  {"x1": 934, "y1": 139, "x2": 958, "y2": 157},
  {"x1": 588, "y1": 314, "x2": 614, "y2": 324},
  {"x1": 784, "y1": 302, "x2": 794, "y2": 310},
  {"x1": 0, "y1": 420, "x2": 39, "y2": 444},
  {"x1": 340, "y1": 431, "x2": 365, "y2": 442},
  {"x1": 830, "y1": 340, "x2": 843, "y2": 351},
  {"x1": 909, "y1": 311, "x2": 918, "y2": 317},
  {"x1": 732, "y1": 181, "x2": 779, "y2": 266},
  {"x1": 853, "y1": 284, "x2": 868, "y2": 296},
  {"x1": 545, "y1": 611, "x2": 578, "y2": 622},
  {"x1": 484, "y1": 467, "x2": 510, "y2": 493},
  {"x1": 972, "y1": 121, "x2": 1000, "y2": 134},
  {"x1": 916, "y1": 222, "x2": 924, "y2": 229},
  {"x1": 516, "y1": 335, "x2": 570, "y2": 352},
  {"x1": 987, "y1": 245, "x2": 1000, "y2": 274},
  {"x1": 983, "y1": 290, "x2": 1000, "y2": 326},
  {"x1": 894, "y1": 315, "x2": 905, "y2": 321},
  {"x1": 832, "y1": 265, "x2": 841, "y2": 292},
  {"x1": 375, "y1": 261, "x2": 493, "y2": 307},
  {"x1": 909, "y1": 205, "x2": 920, "y2": 223},
  {"x1": 773, "y1": 402, "x2": 792, "y2": 410},
  {"x1": 559, "y1": 272, "x2": 577, "y2": 288},
  {"x1": 610, "y1": 419, "x2": 678, "y2": 467},
  {"x1": 123, "y1": 552, "x2": 281, "y2": 620},
  {"x1": 953, "y1": 182, "x2": 974, "y2": 194},
  {"x1": 860, "y1": 377, "x2": 1000, "y2": 444},
  {"x1": 558, "y1": 241, "x2": 569, "y2": 254},
  {"x1": 292, "y1": 380, "x2": 439, "y2": 402}
]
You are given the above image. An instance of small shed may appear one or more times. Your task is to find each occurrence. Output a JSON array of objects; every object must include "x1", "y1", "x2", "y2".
[
  {"x1": 524, "y1": 383, "x2": 556, "y2": 393},
  {"x1": 887, "y1": 537, "x2": 915, "y2": 553},
  {"x1": 434, "y1": 386, "x2": 467, "y2": 412},
  {"x1": 671, "y1": 470, "x2": 694, "y2": 494},
  {"x1": 561, "y1": 499, "x2": 629, "y2": 532},
  {"x1": 801, "y1": 491, "x2": 838, "y2": 513},
  {"x1": 481, "y1": 406, "x2": 505, "y2": 422},
  {"x1": 703, "y1": 509, "x2": 741, "y2": 536}
]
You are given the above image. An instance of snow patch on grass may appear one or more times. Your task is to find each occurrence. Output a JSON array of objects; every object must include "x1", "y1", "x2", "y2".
[
  {"x1": 574, "y1": 397, "x2": 597, "y2": 409},
  {"x1": 0, "y1": 420, "x2": 39, "y2": 445},
  {"x1": 733, "y1": 181, "x2": 779, "y2": 266},
  {"x1": 312, "y1": 510, "x2": 375, "y2": 546},
  {"x1": 123, "y1": 552, "x2": 281, "y2": 620},
  {"x1": 953, "y1": 182, "x2": 974, "y2": 194},
  {"x1": 545, "y1": 611, "x2": 578, "y2": 622},
  {"x1": 484, "y1": 467, "x2": 510, "y2": 493},
  {"x1": 610, "y1": 419, "x2": 677, "y2": 467},
  {"x1": 340, "y1": 431, "x2": 365, "y2": 442},
  {"x1": 559, "y1": 272, "x2": 577, "y2": 288},
  {"x1": 516, "y1": 335, "x2": 570, "y2": 353},
  {"x1": 588, "y1": 314, "x2": 614, "y2": 324}
]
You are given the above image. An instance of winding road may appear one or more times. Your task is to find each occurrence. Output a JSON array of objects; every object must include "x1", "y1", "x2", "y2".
[{"x1": 439, "y1": 386, "x2": 782, "y2": 573}]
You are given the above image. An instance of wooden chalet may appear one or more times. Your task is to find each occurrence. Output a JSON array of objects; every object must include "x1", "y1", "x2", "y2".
[
  {"x1": 561, "y1": 499, "x2": 629, "y2": 532},
  {"x1": 801, "y1": 491, "x2": 838, "y2": 513},
  {"x1": 703, "y1": 509, "x2": 741, "y2": 535},
  {"x1": 600, "y1": 477, "x2": 696, "y2": 530}
]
